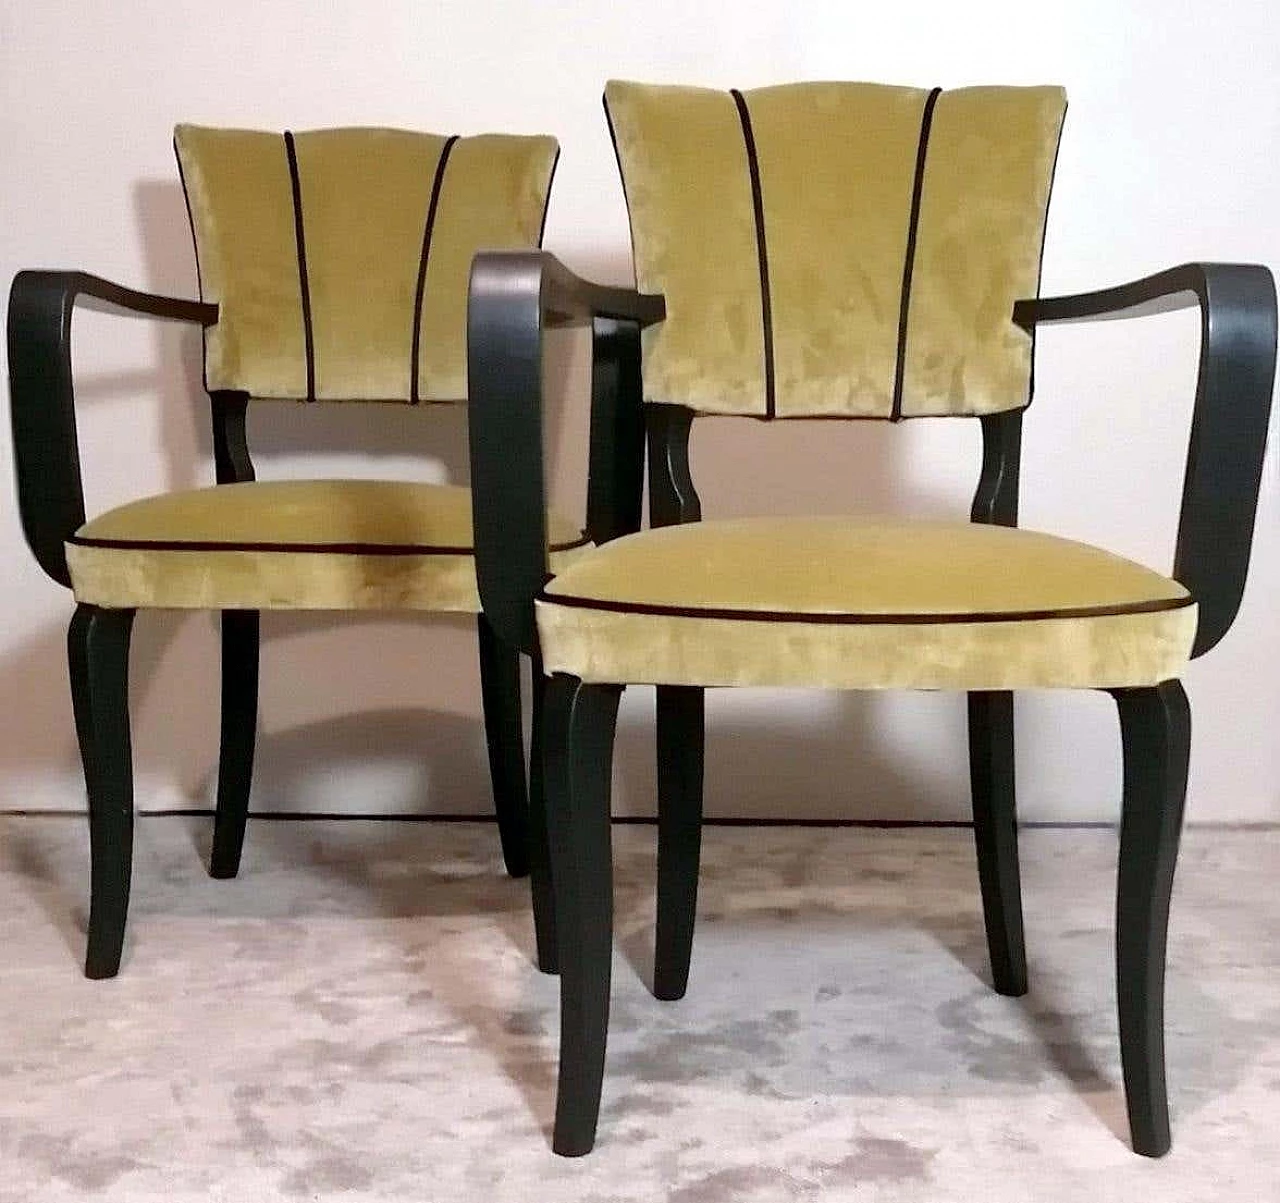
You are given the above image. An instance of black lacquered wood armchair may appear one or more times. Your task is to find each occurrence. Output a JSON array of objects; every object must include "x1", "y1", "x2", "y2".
[
  {"x1": 467, "y1": 81, "x2": 1277, "y2": 1156},
  {"x1": 7, "y1": 125, "x2": 574, "y2": 977}
]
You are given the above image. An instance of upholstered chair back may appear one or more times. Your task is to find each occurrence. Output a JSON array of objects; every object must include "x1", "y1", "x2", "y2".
[
  {"x1": 175, "y1": 126, "x2": 559, "y2": 403},
  {"x1": 603, "y1": 81, "x2": 1066, "y2": 419}
]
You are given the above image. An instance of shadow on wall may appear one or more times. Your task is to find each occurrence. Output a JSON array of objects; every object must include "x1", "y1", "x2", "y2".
[
  {"x1": 613, "y1": 688, "x2": 973, "y2": 821},
  {"x1": 0, "y1": 607, "x2": 500, "y2": 817},
  {"x1": 2, "y1": 183, "x2": 1004, "y2": 821},
  {"x1": 196, "y1": 707, "x2": 495, "y2": 817}
]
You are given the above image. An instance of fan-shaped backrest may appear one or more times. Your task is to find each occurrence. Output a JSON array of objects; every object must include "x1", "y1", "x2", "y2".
[
  {"x1": 175, "y1": 125, "x2": 559, "y2": 403},
  {"x1": 604, "y1": 81, "x2": 1065, "y2": 419}
]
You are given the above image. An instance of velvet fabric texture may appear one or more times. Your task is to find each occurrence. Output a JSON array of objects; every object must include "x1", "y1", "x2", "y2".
[
  {"x1": 66, "y1": 481, "x2": 587, "y2": 612},
  {"x1": 535, "y1": 518, "x2": 1195, "y2": 690},
  {"x1": 603, "y1": 81, "x2": 1065, "y2": 418},
  {"x1": 174, "y1": 125, "x2": 558, "y2": 402}
]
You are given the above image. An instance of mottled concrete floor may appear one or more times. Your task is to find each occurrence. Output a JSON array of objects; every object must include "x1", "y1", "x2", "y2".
[{"x1": 0, "y1": 816, "x2": 1277, "y2": 1202}]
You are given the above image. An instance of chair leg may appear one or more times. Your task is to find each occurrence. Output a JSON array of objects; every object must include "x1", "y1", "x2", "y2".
[
  {"x1": 1109, "y1": 680, "x2": 1190, "y2": 1158},
  {"x1": 544, "y1": 674, "x2": 621, "y2": 1157},
  {"x1": 967, "y1": 690, "x2": 1028, "y2": 996},
  {"x1": 210, "y1": 609, "x2": 259, "y2": 879},
  {"x1": 477, "y1": 613, "x2": 530, "y2": 879},
  {"x1": 654, "y1": 684, "x2": 704, "y2": 1001},
  {"x1": 67, "y1": 604, "x2": 136, "y2": 980},
  {"x1": 527, "y1": 666, "x2": 558, "y2": 973}
]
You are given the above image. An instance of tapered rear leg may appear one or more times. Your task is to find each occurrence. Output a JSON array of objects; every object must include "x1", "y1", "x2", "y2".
[
  {"x1": 527, "y1": 666, "x2": 558, "y2": 972},
  {"x1": 968, "y1": 689, "x2": 1027, "y2": 996},
  {"x1": 654, "y1": 684, "x2": 704, "y2": 1001},
  {"x1": 210, "y1": 609, "x2": 259, "y2": 879},
  {"x1": 477, "y1": 613, "x2": 531, "y2": 879}
]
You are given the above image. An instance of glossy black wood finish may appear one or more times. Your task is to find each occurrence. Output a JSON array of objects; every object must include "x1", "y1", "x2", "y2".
[
  {"x1": 210, "y1": 609, "x2": 259, "y2": 879},
  {"x1": 586, "y1": 318, "x2": 646, "y2": 544},
  {"x1": 477, "y1": 613, "x2": 531, "y2": 880},
  {"x1": 654, "y1": 685, "x2": 704, "y2": 1001},
  {"x1": 7, "y1": 271, "x2": 216, "y2": 586},
  {"x1": 467, "y1": 250, "x2": 663, "y2": 653},
  {"x1": 1108, "y1": 680, "x2": 1191, "y2": 1157},
  {"x1": 967, "y1": 410, "x2": 1027, "y2": 996},
  {"x1": 543, "y1": 674, "x2": 622, "y2": 1156},
  {"x1": 67, "y1": 604, "x2": 136, "y2": 979},
  {"x1": 967, "y1": 691, "x2": 1026, "y2": 996},
  {"x1": 472, "y1": 247, "x2": 1274, "y2": 1160},
  {"x1": 211, "y1": 391, "x2": 255, "y2": 485},
  {"x1": 971, "y1": 411, "x2": 1022, "y2": 527},
  {"x1": 209, "y1": 391, "x2": 261, "y2": 880},
  {"x1": 646, "y1": 405, "x2": 701, "y2": 526},
  {"x1": 646, "y1": 404, "x2": 706, "y2": 1001},
  {"x1": 527, "y1": 666, "x2": 557, "y2": 972},
  {"x1": 10, "y1": 261, "x2": 568, "y2": 964},
  {"x1": 1016, "y1": 263, "x2": 1277, "y2": 656},
  {"x1": 467, "y1": 255, "x2": 658, "y2": 979}
]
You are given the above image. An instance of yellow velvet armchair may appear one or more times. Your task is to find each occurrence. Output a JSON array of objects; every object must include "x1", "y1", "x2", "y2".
[
  {"x1": 466, "y1": 82, "x2": 1277, "y2": 1156},
  {"x1": 7, "y1": 125, "x2": 573, "y2": 978}
]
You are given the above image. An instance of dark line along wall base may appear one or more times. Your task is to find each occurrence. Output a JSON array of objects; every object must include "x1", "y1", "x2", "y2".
[{"x1": 5, "y1": 810, "x2": 1131, "y2": 830}]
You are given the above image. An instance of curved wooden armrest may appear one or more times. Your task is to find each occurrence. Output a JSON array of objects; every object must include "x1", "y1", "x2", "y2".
[
  {"x1": 15, "y1": 270, "x2": 218, "y2": 326},
  {"x1": 1017, "y1": 263, "x2": 1277, "y2": 656},
  {"x1": 531, "y1": 252, "x2": 665, "y2": 328},
  {"x1": 467, "y1": 251, "x2": 662, "y2": 652},
  {"x1": 7, "y1": 270, "x2": 217, "y2": 586}
]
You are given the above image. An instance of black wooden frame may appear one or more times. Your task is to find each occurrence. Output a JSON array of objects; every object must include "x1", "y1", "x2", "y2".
[
  {"x1": 467, "y1": 254, "x2": 1276, "y2": 1158},
  {"x1": 7, "y1": 272, "x2": 218, "y2": 585},
  {"x1": 467, "y1": 250, "x2": 664, "y2": 654},
  {"x1": 1015, "y1": 263, "x2": 1277, "y2": 658},
  {"x1": 466, "y1": 252, "x2": 662, "y2": 981},
  {"x1": 7, "y1": 262, "x2": 570, "y2": 973}
]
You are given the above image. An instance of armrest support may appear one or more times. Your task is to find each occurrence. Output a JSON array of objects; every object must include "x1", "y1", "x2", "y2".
[
  {"x1": 467, "y1": 250, "x2": 663, "y2": 652},
  {"x1": 585, "y1": 317, "x2": 645, "y2": 544},
  {"x1": 7, "y1": 270, "x2": 217, "y2": 586},
  {"x1": 1015, "y1": 263, "x2": 1277, "y2": 657}
]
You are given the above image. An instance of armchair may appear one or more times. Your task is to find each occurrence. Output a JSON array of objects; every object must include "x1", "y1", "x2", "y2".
[
  {"x1": 467, "y1": 82, "x2": 1276, "y2": 1157},
  {"x1": 8, "y1": 125, "x2": 571, "y2": 978}
]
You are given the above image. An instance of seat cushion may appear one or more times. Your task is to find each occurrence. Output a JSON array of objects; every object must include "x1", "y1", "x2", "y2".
[
  {"x1": 66, "y1": 480, "x2": 588, "y2": 612},
  {"x1": 536, "y1": 517, "x2": 1196, "y2": 690}
]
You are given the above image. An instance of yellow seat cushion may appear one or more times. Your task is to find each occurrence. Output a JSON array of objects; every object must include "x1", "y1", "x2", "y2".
[
  {"x1": 66, "y1": 480, "x2": 588, "y2": 613},
  {"x1": 536, "y1": 517, "x2": 1196, "y2": 690}
]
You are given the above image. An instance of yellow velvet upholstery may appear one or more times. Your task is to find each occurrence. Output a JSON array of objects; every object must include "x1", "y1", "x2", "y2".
[
  {"x1": 603, "y1": 81, "x2": 1065, "y2": 418},
  {"x1": 901, "y1": 88, "x2": 1067, "y2": 417},
  {"x1": 604, "y1": 84, "x2": 767, "y2": 415},
  {"x1": 175, "y1": 125, "x2": 558, "y2": 402},
  {"x1": 66, "y1": 481, "x2": 588, "y2": 613},
  {"x1": 750, "y1": 84, "x2": 926, "y2": 418},
  {"x1": 536, "y1": 518, "x2": 1195, "y2": 689}
]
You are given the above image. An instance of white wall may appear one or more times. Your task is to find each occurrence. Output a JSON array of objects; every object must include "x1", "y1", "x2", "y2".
[{"x1": 2, "y1": 1, "x2": 1277, "y2": 823}]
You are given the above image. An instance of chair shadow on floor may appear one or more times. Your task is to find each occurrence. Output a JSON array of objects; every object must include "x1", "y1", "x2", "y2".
[
  {"x1": 612, "y1": 822, "x2": 1260, "y2": 1153},
  {"x1": 611, "y1": 685, "x2": 970, "y2": 994},
  {"x1": 0, "y1": 808, "x2": 1261, "y2": 1154}
]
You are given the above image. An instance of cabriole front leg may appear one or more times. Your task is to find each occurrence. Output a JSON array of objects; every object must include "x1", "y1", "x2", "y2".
[
  {"x1": 543, "y1": 674, "x2": 622, "y2": 1157},
  {"x1": 527, "y1": 667, "x2": 558, "y2": 973},
  {"x1": 477, "y1": 613, "x2": 532, "y2": 880},
  {"x1": 67, "y1": 604, "x2": 136, "y2": 979},
  {"x1": 1109, "y1": 679, "x2": 1191, "y2": 1157}
]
